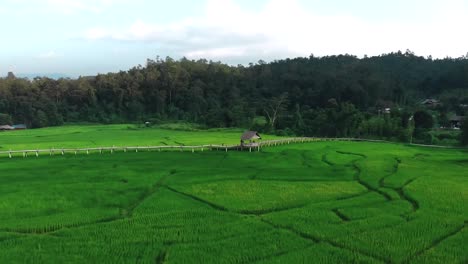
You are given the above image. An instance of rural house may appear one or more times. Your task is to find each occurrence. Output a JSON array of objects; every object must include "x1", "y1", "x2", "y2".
[
  {"x1": 383, "y1": 108, "x2": 391, "y2": 114},
  {"x1": 240, "y1": 131, "x2": 261, "y2": 147},
  {"x1": 420, "y1": 99, "x2": 441, "y2": 108},
  {"x1": 12, "y1": 124, "x2": 27, "y2": 130},
  {"x1": 0, "y1": 125, "x2": 14, "y2": 131},
  {"x1": 449, "y1": 116, "x2": 465, "y2": 129}
]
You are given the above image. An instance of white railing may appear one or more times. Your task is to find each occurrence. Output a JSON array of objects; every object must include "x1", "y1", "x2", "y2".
[
  {"x1": 0, "y1": 144, "x2": 234, "y2": 158},
  {"x1": 1, "y1": 137, "x2": 458, "y2": 158},
  {"x1": 0, "y1": 137, "x2": 328, "y2": 158}
]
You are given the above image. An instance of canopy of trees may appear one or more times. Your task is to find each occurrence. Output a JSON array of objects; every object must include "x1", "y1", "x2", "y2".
[
  {"x1": 414, "y1": 110, "x2": 434, "y2": 129},
  {"x1": 1, "y1": 51, "x2": 467, "y2": 143},
  {"x1": 462, "y1": 121, "x2": 468, "y2": 145}
]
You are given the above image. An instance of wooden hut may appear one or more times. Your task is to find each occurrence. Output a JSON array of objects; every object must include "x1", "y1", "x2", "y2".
[
  {"x1": 240, "y1": 131, "x2": 261, "y2": 147},
  {"x1": 449, "y1": 116, "x2": 465, "y2": 129}
]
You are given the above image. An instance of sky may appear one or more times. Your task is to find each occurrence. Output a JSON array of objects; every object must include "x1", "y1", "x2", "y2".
[{"x1": 1, "y1": 0, "x2": 468, "y2": 77}]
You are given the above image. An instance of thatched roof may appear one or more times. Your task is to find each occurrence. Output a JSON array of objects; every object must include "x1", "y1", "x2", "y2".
[{"x1": 241, "y1": 131, "x2": 261, "y2": 141}]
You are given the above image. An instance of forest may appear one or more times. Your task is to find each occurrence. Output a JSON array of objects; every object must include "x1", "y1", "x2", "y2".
[{"x1": 1, "y1": 50, "x2": 468, "y2": 145}]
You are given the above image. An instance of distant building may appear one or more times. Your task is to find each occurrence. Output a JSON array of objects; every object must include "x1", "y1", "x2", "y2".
[
  {"x1": 12, "y1": 124, "x2": 27, "y2": 130},
  {"x1": 420, "y1": 99, "x2": 441, "y2": 108},
  {"x1": 241, "y1": 131, "x2": 261, "y2": 147},
  {"x1": 449, "y1": 116, "x2": 465, "y2": 129},
  {"x1": 0, "y1": 124, "x2": 27, "y2": 131},
  {"x1": 0, "y1": 125, "x2": 15, "y2": 131}
]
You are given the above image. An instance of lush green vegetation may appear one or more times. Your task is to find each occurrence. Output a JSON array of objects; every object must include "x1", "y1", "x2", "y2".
[
  {"x1": 0, "y1": 124, "x2": 281, "y2": 151},
  {"x1": 0, "y1": 126, "x2": 466, "y2": 263},
  {"x1": 1, "y1": 52, "x2": 467, "y2": 144}
]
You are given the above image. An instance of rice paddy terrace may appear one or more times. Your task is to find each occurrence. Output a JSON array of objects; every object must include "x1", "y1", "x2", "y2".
[{"x1": 0, "y1": 125, "x2": 466, "y2": 263}]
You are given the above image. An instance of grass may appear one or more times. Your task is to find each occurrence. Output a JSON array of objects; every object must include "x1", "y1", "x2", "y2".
[
  {"x1": 0, "y1": 123, "x2": 281, "y2": 151},
  {"x1": 0, "y1": 125, "x2": 466, "y2": 263}
]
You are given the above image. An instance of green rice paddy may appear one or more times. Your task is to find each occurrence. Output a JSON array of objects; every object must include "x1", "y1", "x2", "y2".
[
  {"x1": 0, "y1": 125, "x2": 466, "y2": 263},
  {"x1": 0, "y1": 124, "x2": 280, "y2": 151}
]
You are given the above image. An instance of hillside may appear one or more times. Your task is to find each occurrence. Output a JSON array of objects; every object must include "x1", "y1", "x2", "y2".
[{"x1": 1, "y1": 52, "x2": 468, "y2": 145}]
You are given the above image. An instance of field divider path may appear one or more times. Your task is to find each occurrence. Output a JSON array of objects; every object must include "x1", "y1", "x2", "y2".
[
  {"x1": 0, "y1": 171, "x2": 175, "y2": 236},
  {"x1": 247, "y1": 244, "x2": 315, "y2": 264},
  {"x1": 377, "y1": 157, "x2": 420, "y2": 215},
  {"x1": 0, "y1": 215, "x2": 124, "y2": 235},
  {"x1": 334, "y1": 151, "x2": 421, "y2": 224},
  {"x1": 258, "y1": 218, "x2": 389, "y2": 264},
  {"x1": 4, "y1": 137, "x2": 463, "y2": 159},
  {"x1": 123, "y1": 170, "x2": 176, "y2": 218},
  {"x1": 164, "y1": 186, "x2": 229, "y2": 212},
  {"x1": 165, "y1": 185, "x2": 310, "y2": 216},
  {"x1": 402, "y1": 221, "x2": 467, "y2": 263},
  {"x1": 166, "y1": 186, "x2": 389, "y2": 263},
  {"x1": 0, "y1": 137, "x2": 320, "y2": 157},
  {"x1": 163, "y1": 184, "x2": 389, "y2": 263},
  {"x1": 335, "y1": 151, "x2": 392, "y2": 201}
]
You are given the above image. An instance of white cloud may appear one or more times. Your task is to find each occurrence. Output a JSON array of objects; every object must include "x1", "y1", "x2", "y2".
[{"x1": 82, "y1": 0, "x2": 468, "y2": 61}]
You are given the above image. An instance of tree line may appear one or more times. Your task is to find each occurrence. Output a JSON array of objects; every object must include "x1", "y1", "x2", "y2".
[{"x1": 1, "y1": 51, "x2": 468, "y2": 144}]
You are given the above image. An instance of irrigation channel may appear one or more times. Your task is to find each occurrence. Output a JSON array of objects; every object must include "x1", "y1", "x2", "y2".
[{"x1": 0, "y1": 137, "x2": 462, "y2": 158}]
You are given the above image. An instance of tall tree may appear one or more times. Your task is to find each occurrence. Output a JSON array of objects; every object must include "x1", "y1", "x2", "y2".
[
  {"x1": 413, "y1": 110, "x2": 434, "y2": 129},
  {"x1": 263, "y1": 93, "x2": 288, "y2": 130},
  {"x1": 0, "y1": 113, "x2": 12, "y2": 124}
]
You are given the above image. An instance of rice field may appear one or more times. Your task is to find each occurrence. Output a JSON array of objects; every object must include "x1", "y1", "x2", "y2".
[
  {"x1": 0, "y1": 125, "x2": 466, "y2": 263},
  {"x1": 0, "y1": 124, "x2": 280, "y2": 151}
]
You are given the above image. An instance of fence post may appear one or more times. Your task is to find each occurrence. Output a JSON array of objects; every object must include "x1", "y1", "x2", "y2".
[
  {"x1": 87, "y1": 149, "x2": 89, "y2": 155},
  {"x1": 9, "y1": 151, "x2": 12, "y2": 159},
  {"x1": 23, "y1": 152, "x2": 26, "y2": 158},
  {"x1": 62, "y1": 149, "x2": 65, "y2": 155}
]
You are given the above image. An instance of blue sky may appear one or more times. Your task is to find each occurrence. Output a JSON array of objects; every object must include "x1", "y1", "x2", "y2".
[{"x1": 1, "y1": 0, "x2": 467, "y2": 77}]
